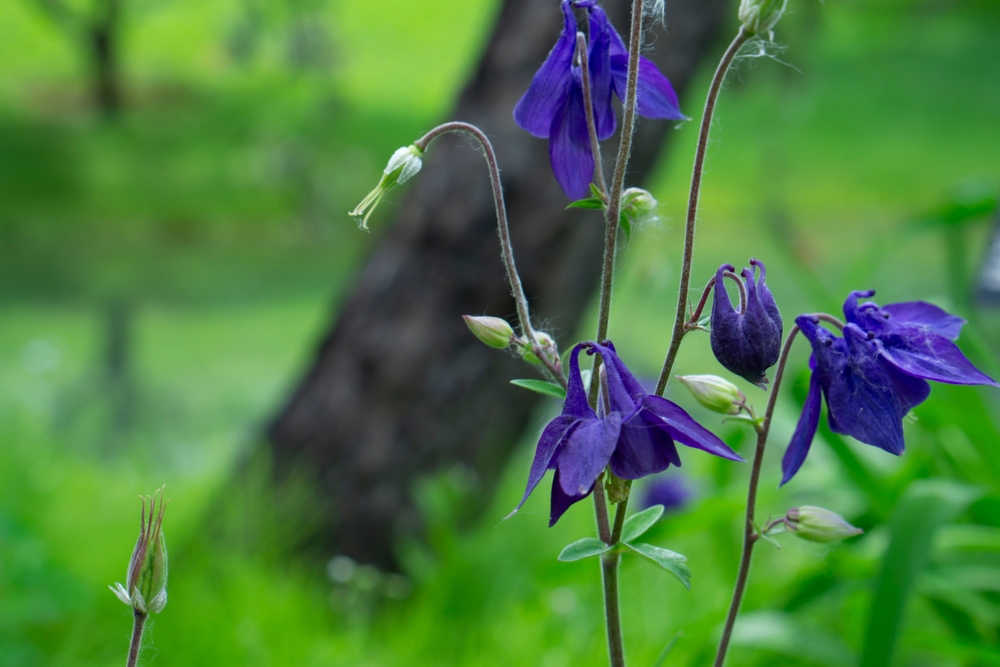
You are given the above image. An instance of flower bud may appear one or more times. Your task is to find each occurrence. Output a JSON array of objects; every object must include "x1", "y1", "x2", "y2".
[
  {"x1": 710, "y1": 259, "x2": 783, "y2": 388},
  {"x1": 521, "y1": 331, "x2": 557, "y2": 365},
  {"x1": 738, "y1": 0, "x2": 788, "y2": 37},
  {"x1": 349, "y1": 145, "x2": 424, "y2": 230},
  {"x1": 620, "y1": 187, "x2": 659, "y2": 228},
  {"x1": 785, "y1": 506, "x2": 863, "y2": 543},
  {"x1": 676, "y1": 374, "x2": 745, "y2": 415},
  {"x1": 463, "y1": 315, "x2": 515, "y2": 349},
  {"x1": 111, "y1": 488, "x2": 169, "y2": 615}
]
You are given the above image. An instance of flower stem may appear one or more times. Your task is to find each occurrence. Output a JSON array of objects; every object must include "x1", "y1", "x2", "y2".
[
  {"x1": 126, "y1": 610, "x2": 147, "y2": 667},
  {"x1": 713, "y1": 323, "x2": 801, "y2": 667},
  {"x1": 654, "y1": 28, "x2": 749, "y2": 397},
  {"x1": 576, "y1": 32, "x2": 608, "y2": 200},
  {"x1": 414, "y1": 122, "x2": 565, "y2": 386}
]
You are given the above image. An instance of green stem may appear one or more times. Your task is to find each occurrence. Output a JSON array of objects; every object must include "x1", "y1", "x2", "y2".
[
  {"x1": 126, "y1": 610, "x2": 147, "y2": 667},
  {"x1": 654, "y1": 29, "x2": 749, "y2": 397}
]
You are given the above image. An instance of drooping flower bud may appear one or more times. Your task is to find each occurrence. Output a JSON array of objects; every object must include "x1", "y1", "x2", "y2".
[
  {"x1": 676, "y1": 374, "x2": 745, "y2": 415},
  {"x1": 463, "y1": 315, "x2": 515, "y2": 349},
  {"x1": 520, "y1": 331, "x2": 557, "y2": 365},
  {"x1": 349, "y1": 145, "x2": 424, "y2": 230},
  {"x1": 111, "y1": 488, "x2": 169, "y2": 615},
  {"x1": 785, "y1": 506, "x2": 863, "y2": 543},
  {"x1": 738, "y1": 0, "x2": 788, "y2": 37},
  {"x1": 620, "y1": 187, "x2": 659, "y2": 230},
  {"x1": 710, "y1": 258, "x2": 783, "y2": 388}
]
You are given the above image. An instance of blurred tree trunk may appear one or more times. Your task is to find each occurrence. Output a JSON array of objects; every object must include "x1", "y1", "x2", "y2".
[{"x1": 268, "y1": 0, "x2": 732, "y2": 568}]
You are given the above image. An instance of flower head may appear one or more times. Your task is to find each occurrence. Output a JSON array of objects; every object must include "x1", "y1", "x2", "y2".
[
  {"x1": 710, "y1": 259, "x2": 783, "y2": 387},
  {"x1": 111, "y1": 488, "x2": 169, "y2": 615},
  {"x1": 513, "y1": 1, "x2": 685, "y2": 199},
  {"x1": 508, "y1": 340, "x2": 742, "y2": 526},
  {"x1": 781, "y1": 293, "x2": 998, "y2": 485}
]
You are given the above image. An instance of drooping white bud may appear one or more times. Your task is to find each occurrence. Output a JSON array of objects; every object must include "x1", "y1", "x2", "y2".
[{"x1": 677, "y1": 374, "x2": 745, "y2": 415}]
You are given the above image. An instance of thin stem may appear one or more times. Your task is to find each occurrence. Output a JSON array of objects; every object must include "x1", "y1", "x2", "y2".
[
  {"x1": 577, "y1": 32, "x2": 608, "y2": 199},
  {"x1": 414, "y1": 122, "x2": 565, "y2": 386},
  {"x1": 685, "y1": 270, "x2": 744, "y2": 329},
  {"x1": 602, "y1": 553, "x2": 626, "y2": 667},
  {"x1": 126, "y1": 610, "x2": 147, "y2": 667},
  {"x1": 713, "y1": 324, "x2": 802, "y2": 667},
  {"x1": 593, "y1": 476, "x2": 613, "y2": 544},
  {"x1": 654, "y1": 29, "x2": 749, "y2": 397}
]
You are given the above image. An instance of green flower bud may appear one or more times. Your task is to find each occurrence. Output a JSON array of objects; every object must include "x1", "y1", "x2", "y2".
[
  {"x1": 463, "y1": 315, "x2": 515, "y2": 349},
  {"x1": 677, "y1": 374, "x2": 745, "y2": 415},
  {"x1": 349, "y1": 145, "x2": 424, "y2": 230},
  {"x1": 620, "y1": 187, "x2": 659, "y2": 229},
  {"x1": 111, "y1": 488, "x2": 169, "y2": 614},
  {"x1": 738, "y1": 0, "x2": 788, "y2": 36},
  {"x1": 785, "y1": 506, "x2": 863, "y2": 543},
  {"x1": 521, "y1": 331, "x2": 557, "y2": 365}
]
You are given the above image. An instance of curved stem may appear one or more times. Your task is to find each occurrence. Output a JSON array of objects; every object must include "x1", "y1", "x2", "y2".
[
  {"x1": 126, "y1": 610, "x2": 147, "y2": 667},
  {"x1": 654, "y1": 28, "x2": 749, "y2": 397},
  {"x1": 414, "y1": 122, "x2": 565, "y2": 386},
  {"x1": 713, "y1": 323, "x2": 802, "y2": 667},
  {"x1": 685, "y1": 270, "x2": 745, "y2": 329},
  {"x1": 577, "y1": 32, "x2": 608, "y2": 200}
]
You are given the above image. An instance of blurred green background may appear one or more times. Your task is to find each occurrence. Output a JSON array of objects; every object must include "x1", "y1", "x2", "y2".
[{"x1": 2, "y1": 0, "x2": 1000, "y2": 665}]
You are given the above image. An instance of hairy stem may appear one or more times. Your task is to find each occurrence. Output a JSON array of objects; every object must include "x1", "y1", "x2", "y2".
[
  {"x1": 126, "y1": 610, "x2": 147, "y2": 667},
  {"x1": 577, "y1": 32, "x2": 608, "y2": 199},
  {"x1": 414, "y1": 122, "x2": 565, "y2": 386},
  {"x1": 654, "y1": 29, "x2": 749, "y2": 397},
  {"x1": 713, "y1": 323, "x2": 801, "y2": 667}
]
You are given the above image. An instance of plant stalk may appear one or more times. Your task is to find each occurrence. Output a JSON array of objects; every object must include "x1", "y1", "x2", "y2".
[
  {"x1": 576, "y1": 31, "x2": 608, "y2": 199},
  {"x1": 654, "y1": 28, "x2": 749, "y2": 397},
  {"x1": 126, "y1": 610, "x2": 147, "y2": 667}
]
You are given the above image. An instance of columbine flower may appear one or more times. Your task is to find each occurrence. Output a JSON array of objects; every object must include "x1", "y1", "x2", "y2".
[
  {"x1": 509, "y1": 340, "x2": 741, "y2": 526},
  {"x1": 111, "y1": 488, "x2": 169, "y2": 615},
  {"x1": 781, "y1": 293, "x2": 998, "y2": 484},
  {"x1": 710, "y1": 259, "x2": 783, "y2": 387},
  {"x1": 513, "y1": 1, "x2": 685, "y2": 199}
]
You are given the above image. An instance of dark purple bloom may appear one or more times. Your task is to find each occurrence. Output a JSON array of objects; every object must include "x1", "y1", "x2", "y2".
[
  {"x1": 640, "y1": 475, "x2": 693, "y2": 513},
  {"x1": 710, "y1": 259, "x2": 783, "y2": 388},
  {"x1": 513, "y1": 1, "x2": 685, "y2": 199},
  {"x1": 781, "y1": 292, "x2": 998, "y2": 485},
  {"x1": 510, "y1": 341, "x2": 742, "y2": 526}
]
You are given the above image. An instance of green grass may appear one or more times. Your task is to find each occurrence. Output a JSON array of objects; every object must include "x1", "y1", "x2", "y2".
[{"x1": 1, "y1": 0, "x2": 1000, "y2": 665}]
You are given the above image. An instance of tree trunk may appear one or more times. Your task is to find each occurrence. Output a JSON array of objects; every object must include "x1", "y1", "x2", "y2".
[
  {"x1": 268, "y1": 0, "x2": 732, "y2": 568},
  {"x1": 90, "y1": 0, "x2": 122, "y2": 117}
]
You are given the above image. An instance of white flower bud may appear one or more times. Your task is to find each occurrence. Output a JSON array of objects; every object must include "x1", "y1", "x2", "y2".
[
  {"x1": 786, "y1": 506, "x2": 863, "y2": 543},
  {"x1": 738, "y1": 0, "x2": 788, "y2": 37},
  {"x1": 620, "y1": 187, "x2": 659, "y2": 229},
  {"x1": 677, "y1": 374, "x2": 744, "y2": 415},
  {"x1": 349, "y1": 145, "x2": 424, "y2": 230}
]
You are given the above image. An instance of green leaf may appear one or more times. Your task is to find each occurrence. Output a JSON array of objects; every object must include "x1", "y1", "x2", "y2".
[
  {"x1": 510, "y1": 379, "x2": 566, "y2": 399},
  {"x1": 589, "y1": 183, "x2": 604, "y2": 200},
  {"x1": 625, "y1": 542, "x2": 691, "y2": 589},
  {"x1": 618, "y1": 211, "x2": 631, "y2": 241},
  {"x1": 753, "y1": 521, "x2": 782, "y2": 549},
  {"x1": 620, "y1": 505, "x2": 664, "y2": 543},
  {"x1": 651, "y1": 632, "x2": 682, "y2": 667},
  {"x1": 860, "y1": 480, "x2": 983, "y2": 667},
  {"x1": 558, "y1": 538, "x2": 612, "y2": 562},
  {"x1": 566, "y1": 197, "x2": 604, "y2": 210}
]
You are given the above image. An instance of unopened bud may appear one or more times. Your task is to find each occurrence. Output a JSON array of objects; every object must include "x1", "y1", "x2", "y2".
[
  {"x1": 785, "y1": 506, "x2": 863, "y2": 543},
  {"x1": 677, "y1": 374, "x2": 744, "y2": 415},
  {"x1": 521, "y1": 331, "x2": 557, "y2": 365},
  {"x1": 111, "y1": 487, "x2": 169, "y2": 614},
  {"x1": 738, "y1": 0, "x2": 788, "y2": 36},
  {"x1": 621, "y1": 187, "x2": 659, "y2": 228},
  {"x1": 463, "y1": 315, "x2": 515, "y2": 349},
  {"x1": 349, "y1": 145, "x2": 424, "y2": 230}
]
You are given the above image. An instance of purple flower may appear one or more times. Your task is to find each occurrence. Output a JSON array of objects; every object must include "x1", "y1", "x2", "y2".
[
  {"x1": 710, "y1": 259, "x2": 783, "y2": 388},
  {"x1": 510, "y1": 340, "x2": 742, "y2": 526},
  {"x1": 513, "y1": 1, "x2": 685, "y2": 199},
  {"x1": 640, "y1": 475, "x2": 693, "y2": 513},
  {"x1": 781, "y1": 292, "x2": 998, "y2": 485}
]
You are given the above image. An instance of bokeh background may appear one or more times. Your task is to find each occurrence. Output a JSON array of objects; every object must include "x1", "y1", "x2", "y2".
[{"x1": 2, "y1": 0, "x2": 1000, "y2": 665}]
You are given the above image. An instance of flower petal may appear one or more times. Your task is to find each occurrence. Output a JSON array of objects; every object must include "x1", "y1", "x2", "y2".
[
  {"x1": 548, "y1": 73, "x2": 594, "y2": 200},
  {"x1": 609, "y1": 407, "x2": 681, "y2": 479},
  {"x1": 610, "y1": 54, "x2": 686, "y2": 120},
  {"x1": 587, "y1": 6, "x2": 617, "y2": 140},
  {"x1": 881, "y1": 301, "x2": 965, "y2": 340},
  {"x1": 876, "y1": 328, "x2": 998, "y2": 386},
  {"x1": 556, "y1": 411, "x2": 622, "y2": 496},
  {"x1": 507, "y1": 414, "x2": 577, "y2": 518},
  {"x1": 780, "y1": 373, "x2": 822, "y2": 485},
  {"x1": 565, "y1": 343, "x2": 599, "y2": 419},
  {"x1": 590, "y1": 342, "x2": 644, "y2": 416},
  {"x1": 513, "y1": 0, "x2": 576, "y2": 138},
  {"x1": 549, "y1": 468, "x2": 593, "y2": 527},
  {"x1": 641, "y1": 395, "x2": 743, "y2": 461}
]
